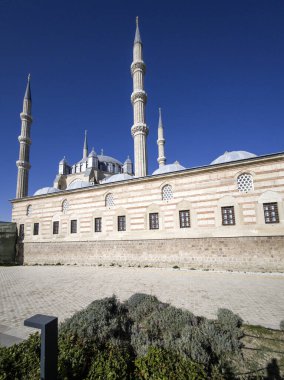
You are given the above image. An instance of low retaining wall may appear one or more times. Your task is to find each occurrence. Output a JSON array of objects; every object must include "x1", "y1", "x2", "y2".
[
  {"x1": 21, "y1": 236, "x2": 284, "y2": 272},
  {"x1": 0, "y1": 222, "x2": 17, "y2": 264}
]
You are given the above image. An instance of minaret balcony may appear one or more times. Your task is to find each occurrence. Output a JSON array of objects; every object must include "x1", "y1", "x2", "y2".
[
  {"x1": 131, "y1": 90, "x2": 147, "y2": 104},
  {"x1": 130, "y1": 61, "x2": 146, "y2": 76},
  {"x1": 18, "y1": 136, "x2": 32, "y2": 145}
]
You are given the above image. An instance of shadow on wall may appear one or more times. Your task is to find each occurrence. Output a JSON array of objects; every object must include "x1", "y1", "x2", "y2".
[
  {"x1": 265, "y1": 358, "x2": 282, "y2": 380},
  {"x1": 0, "y1": 222, "x2": 18, "y2": 264}
]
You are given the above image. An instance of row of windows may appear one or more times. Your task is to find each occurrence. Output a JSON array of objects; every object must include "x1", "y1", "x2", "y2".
[
  {"x1": 19, "y1": 203, "x2": 280, "y2": 238},
  {"x1": 27, "y1": 173, "x2": 256, "y2": 216},
  {"x1": 221, "y1": 202, "x2": 279, "y2": 225}
]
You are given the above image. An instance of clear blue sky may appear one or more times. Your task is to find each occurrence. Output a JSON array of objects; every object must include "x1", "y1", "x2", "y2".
[{"x1": 1, "y1": 0, "x2": 284, "y2": 221}]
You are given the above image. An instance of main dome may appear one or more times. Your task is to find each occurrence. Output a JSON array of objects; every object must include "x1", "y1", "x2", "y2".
[
  {"x1": 152, "y1": 161, "x2": 186, "y2": 175},
  {"x1": 34, "y1": 187, "x2": 61, "y2": 196},
  {"x1": 210, "y1": 151, "x2": 257, "y2": 165},
  {"x1": 101, "y1": 173, "x2": 133, "y2": 184},
  {"x1": 66, "y1": 180, "x2": 91, "y2": 190}
]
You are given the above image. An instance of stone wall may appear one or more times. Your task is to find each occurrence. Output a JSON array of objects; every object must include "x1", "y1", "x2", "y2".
[
  {"x1": 0, "y1": 222, "x2": 17, "y2": 264},
  {"x1": 22, "y1": 236, "x2": 284, "y2": 272}
]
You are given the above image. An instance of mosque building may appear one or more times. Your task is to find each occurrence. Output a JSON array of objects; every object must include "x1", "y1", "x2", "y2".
[{"x1": 11, "y1": 18, "x2": 284, "y2": 271}]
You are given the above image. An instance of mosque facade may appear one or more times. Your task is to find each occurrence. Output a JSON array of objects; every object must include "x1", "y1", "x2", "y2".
[{"x1": 11, "y1": 19, "x2": 284, "y2": 271}]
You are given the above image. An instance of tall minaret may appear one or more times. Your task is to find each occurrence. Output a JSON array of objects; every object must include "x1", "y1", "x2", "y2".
[
  {"x1": 83, "y1": 130, "x2": 88, "y2": 159},
  {"x1": 157, "y1": 108, "x2": 166, "y2": 167},
  {"x1": 16, "y1": 75, "x2": 33, "y2": 198},
  {"x1": 131, "y1": 17, "x2": 149, "y2": 177}
]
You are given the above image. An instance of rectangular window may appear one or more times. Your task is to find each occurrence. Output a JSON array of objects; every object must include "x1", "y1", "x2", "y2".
[
  {"x1": 19, "y1": 224, "x2": 24, "y2": 240},
  {"x1": 263, "y1": 202, "x2": 279, "y2": 224},
  {"x1": 118, "y1": 215, "x2": 126, "y2": 231},
  {"x1": 221, "y1": 206, "x2": 235, "y2": 225},
  {"x1": 33, "y1": 223, "x2": 39, "y2": 235},
  {"x1": 70, "y1": 219, "x2": 77, "y2": 234},
  {"x1": 95, "y1": 217, "x2": 102, "y2": 232},
  {"x1": 179, "y1": 210, "x2": 190, "y2": 228},
  {"x1": 53, "y1": 221, "x2": 59, "y2": 235},
  {"x1": 149, "y1": 213, "x2": 159, "y2": 230}
]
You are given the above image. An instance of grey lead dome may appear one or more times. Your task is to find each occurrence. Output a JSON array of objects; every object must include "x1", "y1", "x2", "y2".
[{"x1": 210, "y1": 151, "x2": 257, "y2": 165}]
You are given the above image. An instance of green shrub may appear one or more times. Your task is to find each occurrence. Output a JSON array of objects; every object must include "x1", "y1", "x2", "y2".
[
  {"x1": 60, "y1": 296, "x2": 131, "y2": 347},
  {"x1": 0, "y1": 333, "x2": 40, "y2": 380},
  {"x1": 280, "y1": 320, "x2": 284, "y2": 331},
  {"x1": 86, "y1": 343, "x2": 133, "y2": 380},
  {"x1": 131, "y1": 304, "x2": 197, "y2": 356},
  {"x1": 134, "y1": 347, "x2": 207, "y2": 380},
  {"x1": 217, "y1": 308, "x2": 243, "y2": 329},
  {"x1": 0, "y1": 295, "x2": 245, "y2": 379},
  {"x1": 58, "y1": 334, "x2": 94, "y2": 379}
]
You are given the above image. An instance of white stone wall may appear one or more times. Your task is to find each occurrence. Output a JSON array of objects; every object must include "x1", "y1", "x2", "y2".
[{"x1": 12, "y1": 155, "x2": 284, "y2": 244}]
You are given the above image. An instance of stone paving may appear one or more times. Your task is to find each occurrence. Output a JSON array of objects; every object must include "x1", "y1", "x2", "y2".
[{"x1": 0, "y1": 266, "x2": 284, "y2": 346}]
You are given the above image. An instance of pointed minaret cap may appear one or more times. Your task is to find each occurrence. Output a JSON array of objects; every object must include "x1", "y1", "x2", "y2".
[
  {"x1": 83, "y1": 130, "x2": 88, "y2": 158},
  {"x1": 134, "y1": 16, "x2": 142, "y2": 44},
  {"x1": 158, "y1": 107, "x2": 164, "y2": 129},
  {"x1": 24, "y1": 74, "x2": 32, "y2": 100}
]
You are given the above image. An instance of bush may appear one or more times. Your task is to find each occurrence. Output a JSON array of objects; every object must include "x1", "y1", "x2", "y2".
[
  {"x1": 134, "y1": 347, "x2": 207, "y2": 380},
  {"x1": 0, "y1": 294, "x2": 245, "y2": 379},
  {"x1": 280, "y1": 320, "x2": 284, "y2": 331},
  {"x1": 131, "y1": 304, "x2": 197, "y2": 356},
  {"x1": 60, "y1": 295, "x2": 131, "y2": 347},
  {"x1": 0, "y1": 333, "x2": 40, "y2": 380},
  {"x1": 217, "y1": 308, "x2": 243, "y2": 330},
  {"x1": 58, "y1": 334, "x2": 94, "y2": 379},
  {"x1": 86, "y1": 343, "x2": 133, "y2": 380}
]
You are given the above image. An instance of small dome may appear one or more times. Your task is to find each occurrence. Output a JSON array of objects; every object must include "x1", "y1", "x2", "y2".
[
  {"x1": 66, "y1": 180, "x2": 91, "y2": 190},
  {"x1": 101, "y1": 173, "x2": 133, "y2": 184},
  {"x1": 98, "y1": 154, "x2": 122, "y2": 166},
  {"x1": 88, "y1": 148, "x2": 97, "y2": 158},
  {"x1": 59, "y1": 157, "x2": 67, "y2": 164},
  {"x1": 210, "y1": 151, "x2": 257, "y2": 165},
  {"x1": 34, "y1": 187, "x2": 61, "y2": 196},
  {"x1": 124, "y1": 156, "x2": 132, "y2": 164},
  {"x1": 152, "y1": 161, "x2": 186, "y2": 175}
]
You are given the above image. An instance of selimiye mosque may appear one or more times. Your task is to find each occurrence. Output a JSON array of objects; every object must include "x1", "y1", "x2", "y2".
[{"x1": 12, "y1": 18, "x2": 284, "y2": 271}]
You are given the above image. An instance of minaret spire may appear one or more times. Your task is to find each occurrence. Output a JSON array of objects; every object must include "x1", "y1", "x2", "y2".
[
  {"x1": 16, "y1": 74, "x2": 33, "y2": 198},
  {"x1": 157, "y1": 108, "x2": 166, "y2": 167},
  {"x1": 131, "y1": 17, "x2": 149, "y2": 177},
  {"x1": 83, "y1": 130, "x2": 88, "y2": 159}
]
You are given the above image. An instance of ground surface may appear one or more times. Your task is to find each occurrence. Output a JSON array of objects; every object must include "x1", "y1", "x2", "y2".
[{"x1": 0, "y1": 266, "x2": 284, "y2": 347}]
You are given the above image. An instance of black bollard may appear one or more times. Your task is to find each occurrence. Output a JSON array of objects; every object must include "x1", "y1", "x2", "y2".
[{"x1": 24, "y1": 314, "x2": 58, "y2": 380}]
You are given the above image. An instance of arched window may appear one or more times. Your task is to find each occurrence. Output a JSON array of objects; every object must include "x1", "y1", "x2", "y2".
[
  {"x1": 26, "y1": 205, "x2": 32, "y2": 216},
  {"x1": 105, "y1": 193, "x2": 114, "y2": 207},
  {"x1": 162, "y1": 184, "x2": 173, "y2": 201},
  {"x1": 237, "y1": 173, "x2": 254, "y2": 193},
  {"x1": 62, "y1": 199, "x2": 69, "y2": 213}
]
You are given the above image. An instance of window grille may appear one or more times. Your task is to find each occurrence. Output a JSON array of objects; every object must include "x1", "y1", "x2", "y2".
[
  {"x1": 237, "y1": 173, "x2": 254, "y2": 193},
  {"x1": 162, "y1": 185, "x2": 173, "y2": 201},
  {"x1": 179, "y1": 210, "x2": 190, "y2": 228},
  {"x1": 95, "y1": 217, "x2": 102, "y2": 232},
  {"x1": 149, "y1": 213, "x2": 159, "y2": 230},
  {"x1": 62, "y1": 200, "x2": 69, "y2": 213},
  {"x1": 105, "y1": 193, "x2": 114, "y2": 207},
  {"x1": 263, "y1": 202, "x2": 279, "y2": 224},
  {"x1": 221, "y1": 206, "x2": 235, "y2": 225},
  {"x1": 27, "y1": 205, "x2": 32, "y2": 216},
  {"x1": 118, "y1": 215, "x2": 126, "y2": 231},
  {"x1": 33, "y1": 223, "x2": 39, "y2": 235},
  {"x1": 19, "y1": 224, "x2": 24, "y2": 240},
  {"x1": 70, "y1": 219, "x2": 77, "y2": 234},
  {"x1": 53, "y1": 221, "x2": 59, "y2": 235}
]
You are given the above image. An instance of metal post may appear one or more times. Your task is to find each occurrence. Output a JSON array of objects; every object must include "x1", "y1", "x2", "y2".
[{"x1": 24, "y1": 314, "x2": 58, "y2": 380}]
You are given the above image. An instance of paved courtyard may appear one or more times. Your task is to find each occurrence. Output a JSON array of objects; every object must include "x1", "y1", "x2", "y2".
[{"x1": 0, "y1": 266, "x2": 284, "y2": 346}]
